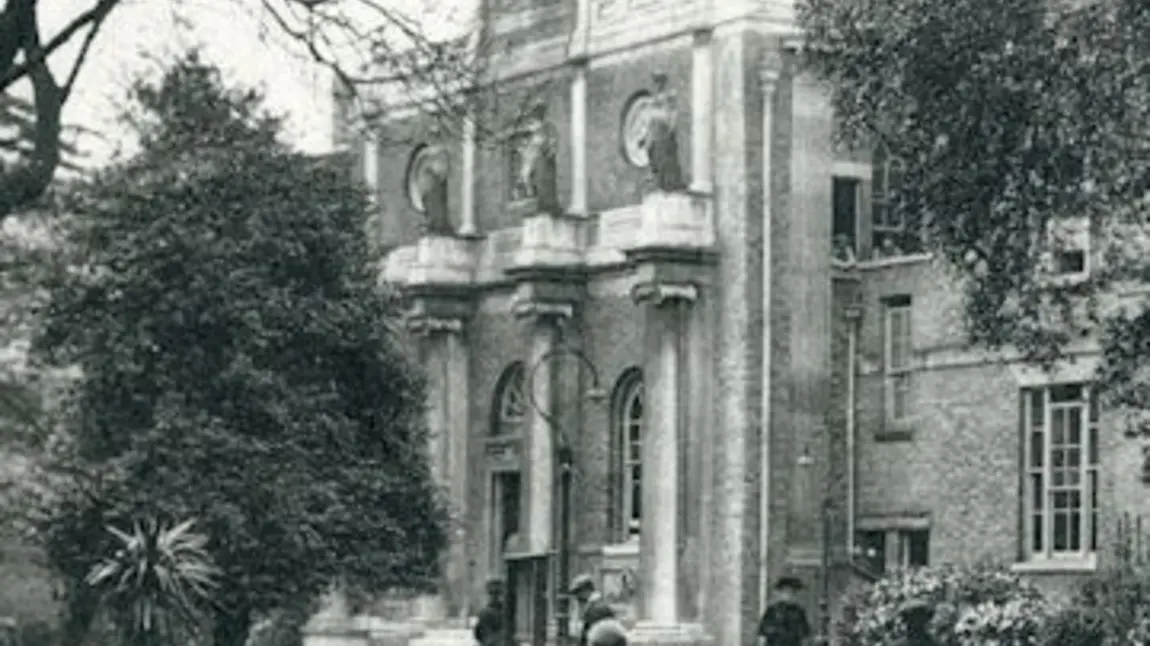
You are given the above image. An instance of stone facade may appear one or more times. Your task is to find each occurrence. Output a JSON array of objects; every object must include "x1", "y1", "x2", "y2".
[{"x1": 316, "y1": 0, "x2": 1150, "y2": 643}]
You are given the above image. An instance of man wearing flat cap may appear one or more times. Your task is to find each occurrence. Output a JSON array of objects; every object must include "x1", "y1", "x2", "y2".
[
  {"x1": 757, "y1": 576, "x2": 811, "y2": 646},
  {"x1": 570, "y1": 574, "x2": 615, "y2": 646}
]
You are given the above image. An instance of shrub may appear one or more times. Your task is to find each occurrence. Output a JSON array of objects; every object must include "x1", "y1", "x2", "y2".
[
  {"x1": 835, "y1": 564, "x2": 1055, "y2": 646},
  {"x1": 1040, "y1": 606, "x2": 1108, "y2": 646}
]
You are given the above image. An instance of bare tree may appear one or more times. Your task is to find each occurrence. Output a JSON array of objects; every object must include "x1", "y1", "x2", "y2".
[{"x1": 0, "y1": 0, "x2": 493, "y2": 218}]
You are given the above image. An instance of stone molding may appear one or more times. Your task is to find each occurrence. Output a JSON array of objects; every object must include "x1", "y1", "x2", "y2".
[{"x1": 629, "y1": 191, "x2": 716, "y2": 253}]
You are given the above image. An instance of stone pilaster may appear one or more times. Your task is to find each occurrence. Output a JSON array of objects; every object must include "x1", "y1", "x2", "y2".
[
  {"x1": 784, "y1": 70, "x2": 835, "y2": 564},
  {"x1": 459, "y1": 113, "x2": 477, "y2": 236},
  {"x1": 409, "y1": 311, "x2": 473, "y2": 623},
  {"x1": 624, "y1": 191, "x2": 716, "y2": 646},
  {"x1": 757, "y1": 50, "x2": 784, "y2": 614},
  {"x1": 387, "y1": 233, "x2": 479, "y2": 646},
  {"x1": 689, "y1": 29, "x2": 714, "y2": 195}
]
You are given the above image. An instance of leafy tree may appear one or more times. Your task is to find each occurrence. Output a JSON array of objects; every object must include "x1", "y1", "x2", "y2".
[
  {"x1": 23, "y1": 51, "x2": 450, "y2": 646},
  {"x1": 799, "y1": 0, "x2": 1150, "y2": 426},
  {"x1": 0, "y1": 0, "x2": 491, "y2": 217}
]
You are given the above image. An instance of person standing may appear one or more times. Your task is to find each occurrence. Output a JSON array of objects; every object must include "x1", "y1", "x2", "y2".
[
  {"x1": 758, "y1": 576, "x2": 812, "y2": 646},
  {"x1": 474, "y1": 579, "x2": 507, "y2": 646},
  {"x1": 570, "y1": 574, "x2": 615, "y2": 646}
]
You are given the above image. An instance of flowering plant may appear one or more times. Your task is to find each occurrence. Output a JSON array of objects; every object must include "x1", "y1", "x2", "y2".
[{"x1": 835, "y1": 565, "x2": 1052, "y2": 646}]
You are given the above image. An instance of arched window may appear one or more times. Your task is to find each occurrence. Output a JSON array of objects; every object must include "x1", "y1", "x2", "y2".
[
  {"x1": 613, "y1": 369, "x2": 644, "y2": 541},
  {"x1": 492, "y1": 362, "x2": 527, "y2": 436}
]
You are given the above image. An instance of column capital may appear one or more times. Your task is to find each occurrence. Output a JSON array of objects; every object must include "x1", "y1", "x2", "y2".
[
  {"x1": 631, "y1": 281, "x2": 699, "y2": 307},
  {"x1": 512, "y1": 299, "x2": 574, "y2": 321},
  {"x1": 406, "y1": 316, "x2": 465, "y2": 336},
  {"x1": 759, "y1": 51, "x2": 786, "y2": 92}
]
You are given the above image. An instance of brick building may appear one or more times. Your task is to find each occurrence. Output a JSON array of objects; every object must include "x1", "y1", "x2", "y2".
[{"x1": 317, "y1": 0, "x2": 1150, "y2": 644}]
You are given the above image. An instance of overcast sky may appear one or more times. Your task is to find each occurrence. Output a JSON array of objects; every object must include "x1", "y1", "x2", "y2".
[
  {"x1": 10, "y1": 0, "x2": 478, "y2": 170},
  {"x1": 34, "y1": 1, "x2": 337, "y2": 166}
]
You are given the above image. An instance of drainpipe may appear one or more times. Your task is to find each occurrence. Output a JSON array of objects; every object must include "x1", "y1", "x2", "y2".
[{"x1": 845, "y1": 305, "x2": 863, "y2": 557}]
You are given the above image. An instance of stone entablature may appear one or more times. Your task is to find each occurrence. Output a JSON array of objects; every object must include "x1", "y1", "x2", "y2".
[{"x1": 380, "y1": 191, "x2": 716, "y2": 290}]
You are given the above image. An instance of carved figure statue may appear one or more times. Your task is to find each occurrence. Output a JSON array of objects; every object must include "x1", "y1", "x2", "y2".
[
  {"x1": 416, "y1": 141, "x2": 452, "y2": 235},
  {"x1": 411, "y1": 121, "x2": 450, "y2": 232},
  {"x1": 512, "y1": 101, "x2": 560, "y2": 214},
  {"x1": 640, "y1": 73, "x2": 687, "y2": 192}
]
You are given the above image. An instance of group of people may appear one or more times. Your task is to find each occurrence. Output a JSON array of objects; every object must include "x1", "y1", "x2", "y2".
[{"x1": 472, "y1": 574, "x2": 814, "y2": 646}]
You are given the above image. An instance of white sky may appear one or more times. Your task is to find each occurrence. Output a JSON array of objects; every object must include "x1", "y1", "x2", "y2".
[
  {"x1": 18, "y1": 0, "x2": 476, "y2": 169},
  {"x1": 35, "y1": 0, "x2": 334, "y2": 164}
]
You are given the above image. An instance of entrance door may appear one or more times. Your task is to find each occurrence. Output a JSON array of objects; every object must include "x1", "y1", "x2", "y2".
[{"x1": 492, "y1": 472, "x2": 522, "y2": 566}]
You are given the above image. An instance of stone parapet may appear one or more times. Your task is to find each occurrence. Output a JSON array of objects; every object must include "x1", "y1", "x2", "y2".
[
  {"x1": 406, "y1": 235, "x2": 478, "y2": 288},
  {"x1": 631, "y1": 191, "x2": 715, "y2": 253},
  {"x1": 511, "y1": 212, "x2": 585, "y2": 271}
]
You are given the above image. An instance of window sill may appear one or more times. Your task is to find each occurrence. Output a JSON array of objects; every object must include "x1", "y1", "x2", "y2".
[
  {"x1": 602, "y1": 540, "x2": 640, "y2": 558},
  {"x1": 1010, "y1": 555, "x2": 1097, "y2": 574},
  {"x1": 875, "y1": 425, "x2": 914, "y2": 443}
]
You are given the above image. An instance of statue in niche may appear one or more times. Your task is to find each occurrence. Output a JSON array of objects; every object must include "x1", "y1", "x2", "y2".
[
  {"x1": 410, "y1": 122, "x2": 453, "y2": 235},
  {"x1": 639, "y1": 73, "x2": 687, "y2": 192},
  {"x1": 511, "y1": 100, "x2": 560, "y2": 214}
]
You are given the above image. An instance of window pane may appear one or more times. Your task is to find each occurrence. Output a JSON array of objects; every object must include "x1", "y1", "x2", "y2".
[
  {"x1": 1030, "y1": 390, "x2": 1044, "y2": 429},
  {"x1": 1054, "y1": 513, "x2": 1069, "y2": 551},
  {"x1": 905, "y1": 530, "x2": 930, "y2": 567},
  {"x1": 1031, "y1": 474, "x2": 1044, "y2": 508},
  {"x1": 858, "y1": 531, "x2": 886, "y2": 575},
  {"x1": 1030, "y1": 431, "x2": 1045, "y2": 467},
  {"x1": 1069, "y1": 410, "x2": 1082, "y2": 445},
  {"x1": 1052, "y1": 410, "x2": 1066, "y2": 445},
  {"x1": 1032, "y1": 514, "x2": 1044, "y2": 552},
  {"x1": 1069, "y1": 511, "x2": 1082, "y2": 551},
  {"x1": 1051, "y1": 384, "x2": 1083, "y2": 403},
  {"x1": 1089, "y1": 389, "x2": 1099, "y2": 423},
  {"x1": 1089, "y1": 426, "x2": 1099, "y2": 465}
]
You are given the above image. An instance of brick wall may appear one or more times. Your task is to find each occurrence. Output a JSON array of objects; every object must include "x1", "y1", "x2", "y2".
[
  {"x1": 474, "y1": 71, "x2": 570, "y2": 231},
  {"x1": 584, "y1": 46, "x2": 692, "y2": 213},
  {"x1": 850, "y1": 256, "x2": 1150, "y2": 598}
]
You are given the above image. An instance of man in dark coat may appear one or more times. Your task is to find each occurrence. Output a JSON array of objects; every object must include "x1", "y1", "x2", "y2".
[
  {"x1": 474, "y1": 579, "x2": 507, "y2": 646},
  {"x1": 571, "y1": 574, "x2": 615, "y2": 646},
  {"x1": 758, "y1": 576, "x2": 812, "y2": 646}
]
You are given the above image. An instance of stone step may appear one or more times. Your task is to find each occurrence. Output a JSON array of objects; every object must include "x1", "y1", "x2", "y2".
[{"x1": 408, "y1": 628, "x2": 475, "y2": 646}]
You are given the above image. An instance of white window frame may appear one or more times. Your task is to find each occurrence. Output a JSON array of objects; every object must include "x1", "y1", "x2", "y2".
[
  {"x1": 872, "y1": 147, "x2": 905, "y2": 233},
  {"x1": 883, "y1": 299, "x2": 913, "y2": 423},
  {"x1": 1022, "y1": 384, "x2": 1099, "y2": 564},
  {"x1": 616, "y1": 374, "x2": 644, "y2": 542},
  {"x1": 1043, "y1": 216, "x2": 1090, "y2": 284}
]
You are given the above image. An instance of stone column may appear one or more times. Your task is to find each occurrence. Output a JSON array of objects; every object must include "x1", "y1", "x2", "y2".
[
  {"x1": 757, "y1": 50, "x2": 784, "y2": 613},
  {"x1": 363, "y1": 135, "x2": 380, "y2": 200},
  {"x1": 410, "y1": 316, "x2": 472, "y2": 622},
  {"x1": 460, "y1": 113, "x2": 478, "y2": 235},
  {"x1": 568, "y1": 64, "x2": 589, "y2": 216},
  {"x1": 511, "y1": 302, "x2": 571, "y2": 554},
  {"x1": 785, "y1": 71, "x2": 834, "y2": 558},
  {"x1": 689, "y1": 31, "x2": 714, "y2": 195},
  {"x1": 630, "y1": 282, "x2": 706, "y2": 646}
]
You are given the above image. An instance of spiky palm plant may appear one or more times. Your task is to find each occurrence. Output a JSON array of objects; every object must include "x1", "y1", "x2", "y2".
[{"x1": 86, "y1": 518, "x2": 220, "y2": 646}]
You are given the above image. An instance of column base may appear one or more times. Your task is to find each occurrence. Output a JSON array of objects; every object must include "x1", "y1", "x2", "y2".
[
  {"x1": 627, "y1": 622, "x2": 711, "y2": 646},
  {"x1": 301, "y1": 619, "x2": 371, "y2": 646}
]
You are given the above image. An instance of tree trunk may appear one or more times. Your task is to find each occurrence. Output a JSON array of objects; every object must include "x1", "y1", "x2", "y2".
[
  {"x1": 213, "y1": 608, "x2": 253, "y2": 646},
  {"x1": 58, "y1": 582, "x2": 100, "y2": 646}
]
